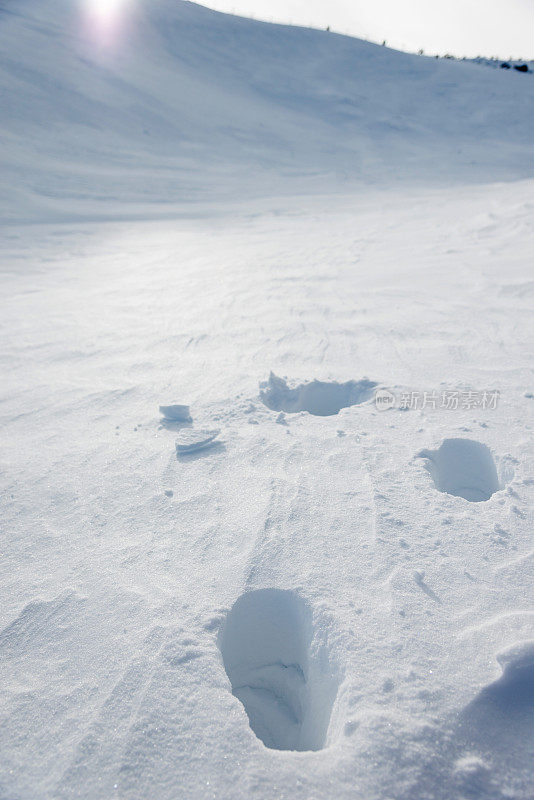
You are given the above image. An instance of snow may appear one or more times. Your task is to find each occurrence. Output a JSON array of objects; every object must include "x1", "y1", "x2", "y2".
[
  {"x1": 2, "y1": 0, "x2": 534, "y2": 223},
  {"x1": 219, "y1": 588, "x2": 339, "y2": 752},
  {"x1": 1, "y1": 2, "x2": 533, "y2": 799},
  {"x1": 418, "y1": 439, "x2": 503, "y2": 502},
  {"x1": 175, "y1": 428, "x2": 221, "y2": 453},
  {"x1": 260, "y1": 373, "x2": 377, "y2": 416},
  {"x1": 159, "y1": 404, "x2": 192, "y2": 421}
]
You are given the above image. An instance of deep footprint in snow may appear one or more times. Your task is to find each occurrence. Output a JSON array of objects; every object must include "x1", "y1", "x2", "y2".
[
  {"x1": 418, "y1": 438, "x2": 501, "y2": 502},
  {"x1": 260, "y1": 372, "x2": 377, "y2": 417},
  {"x1": 456, "y1": 643, "x2": 534, "y2": 779},
  {"x1": 219, "y1": 589, "x2": 338, "y2": 751}
]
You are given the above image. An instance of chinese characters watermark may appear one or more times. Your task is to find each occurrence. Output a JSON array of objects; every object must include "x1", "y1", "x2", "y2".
[{"x1": 375, "y1": 388, "x2": 500, "y2": 411}]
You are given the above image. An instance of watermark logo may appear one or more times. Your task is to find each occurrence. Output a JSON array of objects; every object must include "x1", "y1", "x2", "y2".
[
  {"x1": 374, "y1": 389, "x2": 396, "y2": 411},
  {"x1": 374, "y1": 388, "x2": 500, "y2": 411}
]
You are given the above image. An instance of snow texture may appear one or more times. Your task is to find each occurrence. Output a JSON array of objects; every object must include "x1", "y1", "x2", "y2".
[
  {"x1": 159, "y1": 404, "x2": 192, "y2": 422},
  {"x1": 219, "y1": 589, "x2": 338, "y2": 751},
  {"x1": 175, "y1": 428, "x2": 221, "y2": 454},
  {"x1": 260, "y1": 373, "x2": 377, "y2": 416},
  {"x1": 1, "y1": 0, "x2": 534, "y2": 222},
  {"x1": 1, "y1": 2, "x2": 534, "y2": 799},
  {"x1": 418, "y1": 438, "x2": 503, "y2": 502}
]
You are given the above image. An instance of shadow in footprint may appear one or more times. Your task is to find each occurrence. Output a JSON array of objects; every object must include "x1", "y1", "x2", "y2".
[
  {"x1": 456, "y1": 644, "x2": 534, "y2": 788},
  {"x1": 219, "y1": 589, "x2": 338, "y2": 751},
  {"x1": 260, "y1": 372, "x2": 377, "y2": 417},
  {"x1": 418, "y1": 438, "x2": 501, "y2": 502}
]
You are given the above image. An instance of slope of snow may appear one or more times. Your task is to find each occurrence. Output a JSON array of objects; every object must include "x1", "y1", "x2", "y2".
[
  {"x1": 1, "y1": 0, "x2": 534, "y2": 221},
  {"x1": 1, "y1": 2, "x2": 533, "y2": 800}
]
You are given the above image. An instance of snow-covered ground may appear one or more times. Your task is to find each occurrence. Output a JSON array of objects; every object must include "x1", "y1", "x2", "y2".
[
  {"x1": 2, "y1": 0, "x2": 534, "y2": 223},
  {"x1": 1, "y1": 2, "x2": 533, "y2": 799}
]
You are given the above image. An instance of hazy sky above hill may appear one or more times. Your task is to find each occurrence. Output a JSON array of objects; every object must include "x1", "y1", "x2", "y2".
[{"x1": 201, "y1": 0, "x2": 534, "y2": 59}]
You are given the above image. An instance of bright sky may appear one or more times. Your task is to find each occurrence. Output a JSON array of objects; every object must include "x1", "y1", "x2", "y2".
[{"x1": 201, "y1": 0, "x2": 534, "y2": 60}]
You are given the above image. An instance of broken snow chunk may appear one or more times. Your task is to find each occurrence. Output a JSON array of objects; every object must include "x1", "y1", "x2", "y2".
[
  {"x1": 175, "y1": 428, "x2": 221, "y2": 454},
  {"x1": 159, "y1": 403, "x2": 191, "y2": 421}
]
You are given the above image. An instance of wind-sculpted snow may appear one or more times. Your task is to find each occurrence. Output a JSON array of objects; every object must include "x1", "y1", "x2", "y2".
[
  {"x1": 455, "y1": 643, "x2": 534, "y2": 795},
  {"x1": 1, "y1": 0, "x2": 534, "y2": 221},
  {"x1": 159, "y1": 404, "x2": 191, "y2": 422},
  {"x1": 1, "y1": 3, "x2": 534, "y2": 798},
  {"x1": 1, "y1": 179, "x2": 533, "y2": 800},
  {"x1": 175, "y1": 427, "x2": 221, "y2": 454}
]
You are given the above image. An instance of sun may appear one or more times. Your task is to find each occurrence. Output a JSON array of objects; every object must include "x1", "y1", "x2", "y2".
[
  {"x1": 83, "y1": 0, "x2": 133, "y2": 45},
  {"x1": 90, "y1": 0, "x2": 128, "y2": 23}
]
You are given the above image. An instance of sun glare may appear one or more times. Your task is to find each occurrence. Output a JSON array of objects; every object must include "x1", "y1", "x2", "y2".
[
  {"x1": 91, "y1": 0, "x2": 128, "y2": 23},
  {"x1": 84, "y1": 0, "x2": 132, "y2": 46}
]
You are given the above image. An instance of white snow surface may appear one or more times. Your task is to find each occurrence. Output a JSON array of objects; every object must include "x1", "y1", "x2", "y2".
[
  {"x1": 2, "y1": 0, "x2": 534, "y2": 222},
  {"x1": 175, "y1": 428, "x2": 221, "y2": 453},
  {"x1": 1, "y1": 2, "x2": 534, "y2": 800},
  {"x1": 159, "y1": 404, "x2": 191, "y2": 421}
]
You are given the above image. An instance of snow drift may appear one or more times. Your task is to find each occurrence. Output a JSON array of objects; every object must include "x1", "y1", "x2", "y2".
[
  {"x1": 1, "y1": 3, "x2": 534, "y2": 800},
  {"x1": 1, "y1": 0, "x2": 534, "y2": 221}
]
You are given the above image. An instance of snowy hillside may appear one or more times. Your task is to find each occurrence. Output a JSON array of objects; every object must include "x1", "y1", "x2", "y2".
[
  {"x1": 1, "y1": 3, "x2": 534, "y2": 800},
  {"x1": 1, "y1": 0, "x2": 534, "y2": 221}
]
